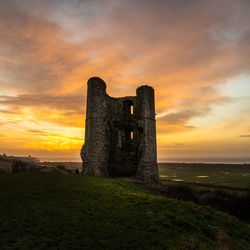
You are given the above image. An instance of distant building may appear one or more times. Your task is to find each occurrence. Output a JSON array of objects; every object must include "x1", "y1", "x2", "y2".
[{"x1": 0, "y1": 154, "x2": 40, "y2": 163}]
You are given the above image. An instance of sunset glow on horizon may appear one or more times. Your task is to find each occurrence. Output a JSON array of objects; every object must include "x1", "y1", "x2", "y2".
[{"x1": 0, "y1": 0, "x2": 250, "y2": 161}]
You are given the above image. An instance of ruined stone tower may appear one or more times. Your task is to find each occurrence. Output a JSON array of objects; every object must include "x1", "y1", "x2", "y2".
[{"x1": 81, "y1": 77, "x2": 159, "y2": 185}]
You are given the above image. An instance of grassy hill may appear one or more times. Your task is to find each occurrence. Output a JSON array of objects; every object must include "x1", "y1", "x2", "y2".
[{"x1": 0, "y1": 173, "x2": 249, "y2": 249}]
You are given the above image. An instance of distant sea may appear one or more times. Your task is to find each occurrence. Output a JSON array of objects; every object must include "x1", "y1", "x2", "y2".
[
  {"x1": 158, "y1": 157, "x2": 250, "y2": 164},
  {"x1": 39, "y1": 157, "x2": 250, "y2": 164},
  {"x1": 40, "y1": 158, "x2": 82, "y2": 162}
]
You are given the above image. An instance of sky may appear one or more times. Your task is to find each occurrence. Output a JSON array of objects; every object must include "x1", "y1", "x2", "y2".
[{"x1": 0, "y1": 0, "x2": 250, "y2": 161}]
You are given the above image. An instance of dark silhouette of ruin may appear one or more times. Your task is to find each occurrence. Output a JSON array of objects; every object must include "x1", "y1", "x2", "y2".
[{"x1": 81, "y1": 77, "x2": 159, "y2": 185}]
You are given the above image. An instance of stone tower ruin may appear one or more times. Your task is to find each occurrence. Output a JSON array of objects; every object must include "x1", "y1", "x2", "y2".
[{"x1": 81, "y1": 77, "x2": 159, "y2": 185}]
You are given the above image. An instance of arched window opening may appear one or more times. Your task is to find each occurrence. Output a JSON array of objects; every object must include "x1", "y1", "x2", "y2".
[
  {"x1": 130, "y1": 131, "x2": 134, "y2": 140},
  {"x1": 123, "y1": 100, "x2": 134, "y2": 118}
]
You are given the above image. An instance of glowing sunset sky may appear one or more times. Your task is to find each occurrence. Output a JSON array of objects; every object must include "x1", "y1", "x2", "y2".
[{"x1": 0, "y1": 0, "x2": 249, "y2": 161}]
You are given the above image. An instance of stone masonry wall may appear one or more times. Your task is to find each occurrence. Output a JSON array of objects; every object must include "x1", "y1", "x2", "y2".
[{"x1": 81, "y1": 77, "x2": 159, "y2": 185}]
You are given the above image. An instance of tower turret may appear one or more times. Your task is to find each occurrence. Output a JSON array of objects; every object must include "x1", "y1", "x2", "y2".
[
  {"x1": 136, "y1": 86, "x2": 159, "y2": 184},
  {"x1": 81, "y1": 77, "x2": 109, "y2": 177}
]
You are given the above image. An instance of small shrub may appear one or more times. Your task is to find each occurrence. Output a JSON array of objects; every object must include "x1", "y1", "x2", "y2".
[
  {"x1": 166, "y1": 185, "x2": 198, "y2": 202},
  {"x1": 56, "y1": 165, "x2": 66, "y2": 170},
  {"x1": 11, "y1": 160, "x2": 29, "y2": 173},
  {"x1": 179, "y1": 239, "x2": 201, "y2": 250},
  {"x1": 161, "y1": 184, "x2": 250, "y2": 223},
  {"x1": 215, "y1": 231, "x2": 232, "y2": 250}
]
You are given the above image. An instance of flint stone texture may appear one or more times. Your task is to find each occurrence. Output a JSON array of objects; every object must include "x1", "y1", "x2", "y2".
[{"x1": 81, "y1": 77, "x2": 159, "y2": 185}]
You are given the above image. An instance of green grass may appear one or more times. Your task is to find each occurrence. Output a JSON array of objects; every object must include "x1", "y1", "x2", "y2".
[
  {"x1": 160, "y1": 179, "x2": 248, "y2": 197},
  {"x1": 159, "y1": 163, "x2": 250, "y2": 189},
  {"x1": 0, "y1": 173, "x2": 249, "y2": 249}
]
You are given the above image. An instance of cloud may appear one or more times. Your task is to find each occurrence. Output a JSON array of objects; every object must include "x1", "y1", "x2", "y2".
[
  {"x1": 0, "y1": 94, "x2": 85, "y2": 128},
  {"x1": 27, "y1": 129, "x2": 83, "y2": 141},
  {"x1": 0, "y1": 94, "x2": 84, "y2": 114},
  {"x1": 159, "y1": 142, "x2": 185, "y2": 149},
  {"x1": 239, "y1": 135, "x2": 250, "y2": 138},
  {"x1": 0, "y1": 1, "x2": 86, "y2": 94},
  {"x1": 156, "y1": 108, "x2": 208, "y2": 134},
  {"x1": 0, "y1": 109, "x2": 20, "y2": 114},
  {"x1": 28, "y1": 129, "x2": 48, "y2": 135},
  {"x1": 1, "y1": 0, "x2": 250, "y2": 97},
  {"x1": 160, "y1": 109, "x2": 208, "y2": 125}
]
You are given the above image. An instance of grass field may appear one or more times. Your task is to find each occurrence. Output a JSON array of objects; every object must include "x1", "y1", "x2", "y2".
[
  {"x1": 39, "y1": 162, "x2": 250, "y2": 190},
  {"x1": 159, "y1": 163, "x2": 250, "y2": 191},
  {"x1": 0, "y1": 173, "x2": 250, "y2": 249},
  {"x1": 39, "y1": 161, "x2": 82, "y2": 170}
]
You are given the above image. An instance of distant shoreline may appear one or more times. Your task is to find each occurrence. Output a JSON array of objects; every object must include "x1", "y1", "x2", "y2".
[{"x1": 39, "y1": 157, "x2": 250, "y2": 165}]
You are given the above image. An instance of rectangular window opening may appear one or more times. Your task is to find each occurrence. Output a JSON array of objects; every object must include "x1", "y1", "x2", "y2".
[
  {"x1": 130, "y1": 105, "x2": 133, "y2": 115},
  {"x1": 130, "y1": 131, "x2": 134, "y2": 140}
]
